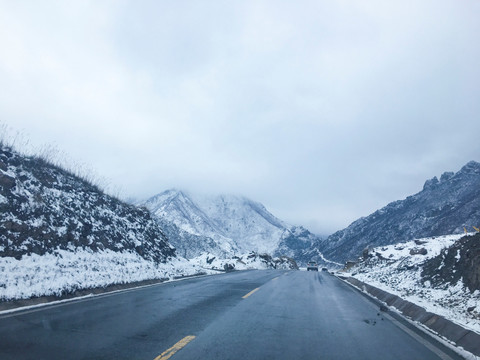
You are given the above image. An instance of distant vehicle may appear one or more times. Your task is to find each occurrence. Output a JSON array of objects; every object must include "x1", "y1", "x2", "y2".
[
  {"x1": 322, "y1": 268, "x2": 328, "y2": 272},
  {"x1": 307, "y1": 261, "x2": 318, "y2": 271}
]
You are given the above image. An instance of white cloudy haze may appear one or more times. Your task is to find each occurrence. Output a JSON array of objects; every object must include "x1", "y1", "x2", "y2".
[{"x1": 1, "y1": 0, "x2": 479, "y2": 234}]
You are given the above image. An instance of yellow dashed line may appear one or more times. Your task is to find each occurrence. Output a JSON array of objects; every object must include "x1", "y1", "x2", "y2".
[
  {"x1": 242, "y1": 287, "x2": 260, "y2": 299},
  {"x1": 154, "y1": 335, "x2": 196, "y2": 360}
]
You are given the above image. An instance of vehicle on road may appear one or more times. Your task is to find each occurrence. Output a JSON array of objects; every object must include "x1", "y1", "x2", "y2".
[{"x1": 307, "y1": 261, "x2": 318, "y2": 271}]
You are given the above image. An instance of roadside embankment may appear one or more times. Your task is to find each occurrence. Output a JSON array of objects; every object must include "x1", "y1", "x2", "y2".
[
  {"x1": 340, "y1": 276, "x2": 480, "y2": 357},
  {"x1": 0, "y1": 272, "x2": 206, "y2": 313}
]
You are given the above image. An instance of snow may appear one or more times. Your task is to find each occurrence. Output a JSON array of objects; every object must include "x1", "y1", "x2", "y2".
[
  {"x1": 0, "y1": 249, "x2": 201, "y2": 301},
  {"x1": 316, "y1": 250, "x2": 343, "y2": 266},
  {"x1": 141, "y1": 190, "x2": 303, "y2": 257},
  {"x1": 189, "y1": 252, "x2": 294, "y2": 271},
  {"x1": 0, "y1": 249, "x2": 294, "y2": 301},
  {"x1": 344, "y1": 234, "x2": 480, "y2": 334}
]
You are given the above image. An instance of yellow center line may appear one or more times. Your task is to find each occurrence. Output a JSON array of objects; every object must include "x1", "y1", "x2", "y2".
[
  {"x1": 154, "y1": 335, "x2": 196, "y2": 360},
  {"x1": 242, "y1": 287, "x2": 260, "y2": 299},
  {"x1": 272, "y1": 276, "x2": 280, "y2": 281}
]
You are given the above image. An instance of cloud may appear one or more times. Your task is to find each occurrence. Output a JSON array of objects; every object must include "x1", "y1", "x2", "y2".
[{"x1": 1, "y1": 0, "x2": 479, "y2": 233}]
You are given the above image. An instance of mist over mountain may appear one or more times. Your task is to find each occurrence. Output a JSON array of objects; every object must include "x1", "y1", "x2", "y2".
[
  {"x1": 306, "y1": 161, "x2": 480, "y2": 263},
  {"x1": 140, "y1": 189, "x2": 321, "y2": 262}
]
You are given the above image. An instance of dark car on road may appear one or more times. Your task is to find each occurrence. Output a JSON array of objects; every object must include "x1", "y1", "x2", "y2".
[{"x1": 307, "y1": 261, "x2": 318, "y2": 271}]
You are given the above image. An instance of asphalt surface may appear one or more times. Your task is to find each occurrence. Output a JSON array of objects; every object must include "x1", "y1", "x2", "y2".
[{"x1": 0, "y1": 270, "x2": 465, "y2": 360}]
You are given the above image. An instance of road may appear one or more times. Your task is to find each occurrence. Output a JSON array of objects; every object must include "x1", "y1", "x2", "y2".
[{"x1": 0, "y1": 270, "x2": 464, "y2": 360}]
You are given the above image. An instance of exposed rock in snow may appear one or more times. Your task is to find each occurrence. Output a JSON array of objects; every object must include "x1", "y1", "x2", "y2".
[{"x1": 422, "y1": 233, "x2": 480, "y2": 293}]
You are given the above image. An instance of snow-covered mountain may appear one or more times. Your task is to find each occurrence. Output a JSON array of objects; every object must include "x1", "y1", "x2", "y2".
[
  {"x1": 307, "y1": 161, "x2": 480, "y2": 263},
  {"x1": 140, "y1": 189, "x2": 320, "y2": 261}
]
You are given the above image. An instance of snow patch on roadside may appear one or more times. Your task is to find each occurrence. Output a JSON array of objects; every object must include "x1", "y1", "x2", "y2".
[
  {"x1": 0, "y1": 249, "x2": 295, "y2": 301},
  {"x1": 0, "y1": 249, "x2": 200, "y2": 301},
  {"x1": 344, "y1": 234, "x2": 480, "y2": 334},
  {"x1": 190, "y1": 252, "x2": 297, "y2": 272}
]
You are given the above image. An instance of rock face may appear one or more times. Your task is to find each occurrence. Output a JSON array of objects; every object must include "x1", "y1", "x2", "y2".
[
  {"x1": 422, "y1": 233, "x2": 480, "y2": 293},
  {"x1": 274, "y1": 225, "x2": 320, "y2": 261},
  {"x1": 0, "y1": 147, "x2": 175, "y2": 263},
  {"x1": 141, "y1": 189, "x2": 320, "y2": 262},
  {"x1": 155, "y1": 217, "x2": 223, "y2": 259},
  {"x1": 308, "y1": 161, "x2": 480, "y2": 263}
]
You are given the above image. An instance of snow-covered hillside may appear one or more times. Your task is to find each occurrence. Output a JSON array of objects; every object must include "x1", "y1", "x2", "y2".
[
  {"x1": 141, "y1": 189, "x2": 320, "y2": 262},
  {"x1": 191, "y1": 193, "x2": 286, "y2": 254},
  {"x1": 0, "y1": 146, "x2": 189, "y2": 300},
  {"x1": 345, "y1": 233, "x2": 480, "y2": 333},
  {"x1": 0, "y1": 147, "x2": 175, "y2": 263}
]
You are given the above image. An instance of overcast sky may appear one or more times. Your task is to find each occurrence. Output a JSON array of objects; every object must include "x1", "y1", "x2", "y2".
[{"x1": 1, "y1": 1, "x2": 479, "y2": 234}]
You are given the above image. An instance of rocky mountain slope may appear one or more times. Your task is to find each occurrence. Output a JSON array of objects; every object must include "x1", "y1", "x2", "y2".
[
  {"x1": 140, "y1": 189, "x2": 320, "y2": 262},
  {"x1": 308, "y1": 161, "x2": 480, "y2": 263},
  {"x1": 0, "y1": 146, "x2": 175, "y2": 262},
  {"x1": 422, "y1": 232, "x2": 480, "y2": 294}
]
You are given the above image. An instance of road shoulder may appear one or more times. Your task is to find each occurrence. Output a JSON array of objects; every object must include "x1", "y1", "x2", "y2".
[{"x1": 339, "y1": 275, "x2": 480, "y2": 358}]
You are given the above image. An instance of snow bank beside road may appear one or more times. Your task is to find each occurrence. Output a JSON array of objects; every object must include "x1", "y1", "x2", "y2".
[
  {"x1": 190, "y1": 252, "x2": 298, "y2": 272},
  {"x1": 0, "y1": 249, "x2": 297, "y2": 301},
  {"x1": 0, "y1": 249, "x2": 200, "y2": 301},
  {"x1": 345, "y1": 234, "x2": 480, "y2": 334}
]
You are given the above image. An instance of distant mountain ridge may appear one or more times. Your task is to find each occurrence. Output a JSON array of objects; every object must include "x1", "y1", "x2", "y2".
[
  {"x1": 141, "y1": 189, "x2": 320, "y2": 261},
  {"x1": 307, "y1": 161, "x2": 480, "y2": 263}
]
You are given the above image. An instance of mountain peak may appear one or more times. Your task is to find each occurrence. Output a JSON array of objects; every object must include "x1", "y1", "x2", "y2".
[
  {"x1": 459, "y1": 160, "x2": 480, "y2": 175},
  {"x1": 423, "y1": 176, "x2": 439, "y2": 190},
  {"x1": 440, "y1": 171, "x2": 454, "y2": 182}
]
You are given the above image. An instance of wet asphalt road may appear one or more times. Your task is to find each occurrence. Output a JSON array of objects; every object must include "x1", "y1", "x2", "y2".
[{"x1": 0, "y1": 270, "x2": 464, "y2": 360}]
